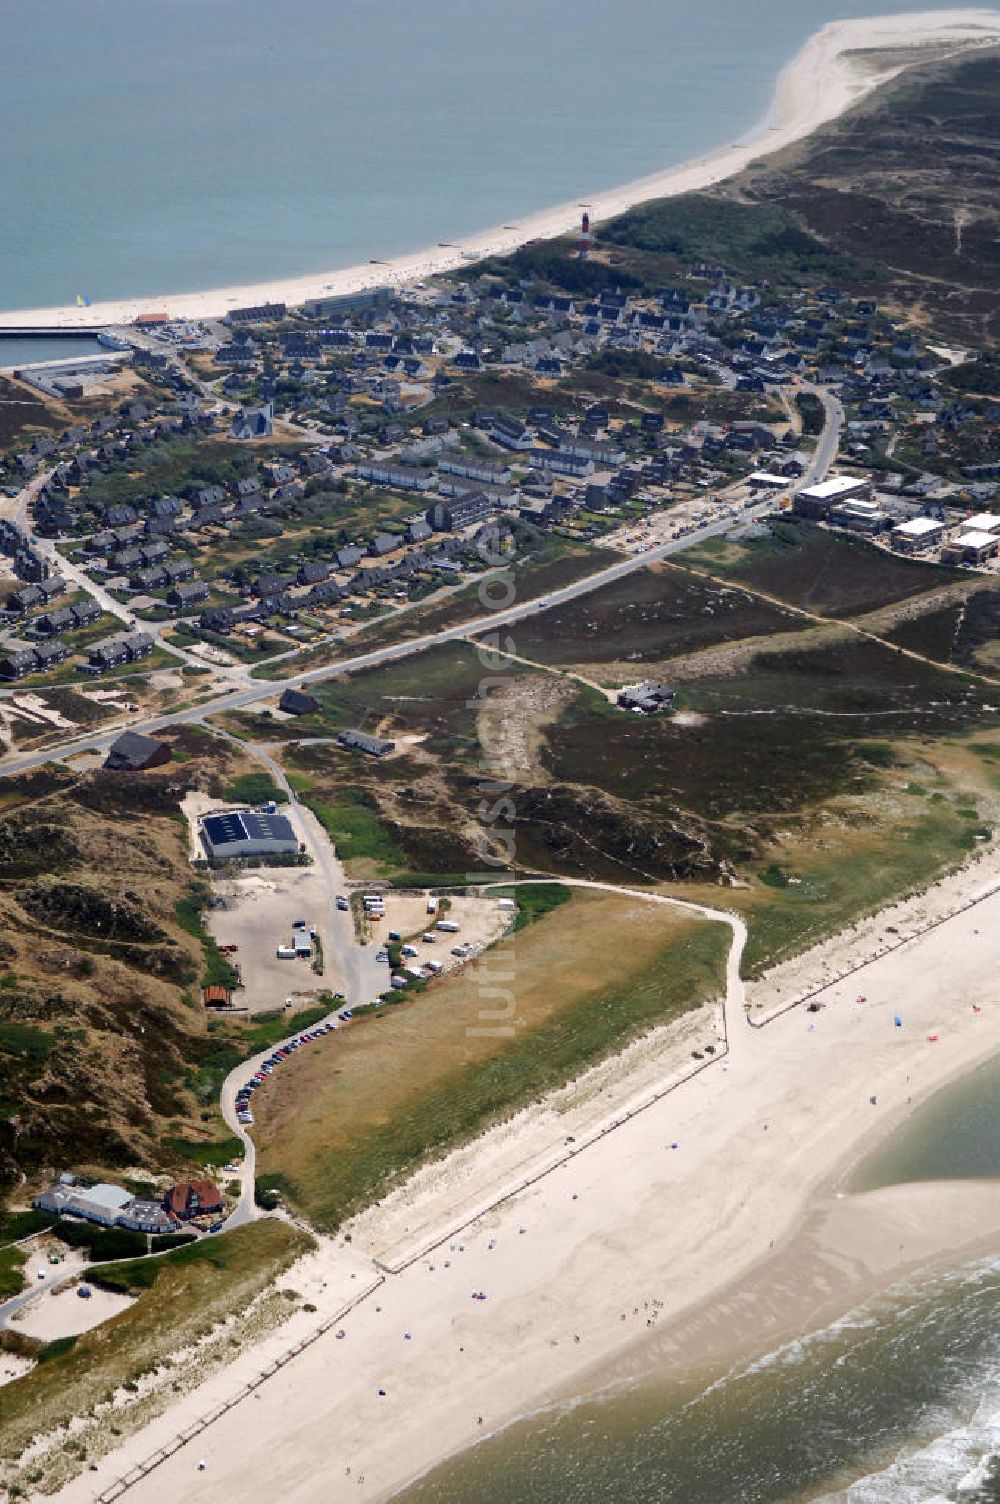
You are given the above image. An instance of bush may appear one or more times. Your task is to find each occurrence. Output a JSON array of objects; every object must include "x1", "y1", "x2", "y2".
[
  {"x1": 55, "y1": 1224, "x2": 147, "y2": 1262},
  {"x1": 37, "y1": 1334, "x2": 78, "y2": 1364},
  {"x1": 223, "y1": 772, "x2": 289, "y2": 806},
  {"x1": 150, "y1": 1232, "x2": 199, "y2": 1253}
]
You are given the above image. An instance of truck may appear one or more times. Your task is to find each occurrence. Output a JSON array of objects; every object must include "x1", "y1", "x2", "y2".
[
  {"x1": 294, "y1": 933, "x2": 312, "y2": 956},
  {"x1": 276, "y1": 945, "x2": 296, "y2": 959},
  {"x1": 436, "y1": 920, "x2": 460, "y2": 933}
]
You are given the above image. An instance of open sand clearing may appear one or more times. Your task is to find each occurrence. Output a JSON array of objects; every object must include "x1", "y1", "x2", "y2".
[
  {"x1": 48, "y1": 854, "x2": 1000, "y2": 1504},
  {"x1": 3, "y1": 10, "x2": 998, "y2": 330},
  {"x1": 13, "y1": 1284, "x2": 135, "y2": 1344}
]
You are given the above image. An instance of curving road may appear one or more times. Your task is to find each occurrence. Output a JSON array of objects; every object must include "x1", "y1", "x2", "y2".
[{"x1": 0, "y1": 495, "x2": 780, "y2": 779}]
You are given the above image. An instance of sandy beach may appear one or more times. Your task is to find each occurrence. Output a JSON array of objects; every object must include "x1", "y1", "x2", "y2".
[
  {"x1": 40, "y1": 851, "x2": 1000, "y2": 1504},
  {"x1": 2, "y1": 8, "x2": 998, "y2": 331}
]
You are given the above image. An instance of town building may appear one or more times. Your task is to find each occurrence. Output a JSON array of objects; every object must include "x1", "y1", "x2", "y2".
[
  {"x1": 336, "y1": 728, "x2": 396, "y2": 757},
  {"x1": 279, "y1": 688, "x2": 320, "y2": 715},
  {"x1": 941, "y1": 530, "x2": 1000, "y2": 565},
  {"x1": 34, "y1": 1178, "x2": 177, "y2": 1235},
  {"x1": 105, "y1": 731, "x2": 172, "y2": 772},
  {"x1": 200, "y1": 809, "x2": 300, "y2": 860},
  {"x1": 794, "y1": 474, "x2": 872, "y2": 519},
  {"x1": 162, "y1": 1180, "x2": 224, "y2": 1221},
  {"x1": 426, "y1": 492, "x2": 498, "y2": 532},
  {"x1": 617, "y1": 681, "x2": 676, "y2": 714},
  {"x1": 891, "y1": 516, "x2": 946, "y2": 553}
]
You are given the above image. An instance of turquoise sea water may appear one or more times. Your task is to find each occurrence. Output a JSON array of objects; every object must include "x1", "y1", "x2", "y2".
[
  {"x1": 400, "y1": 1057, "x2": 1000, "y2": 1504},
  {"x1": 0, "y1": 0, "x2": 980, "y2": 312}
]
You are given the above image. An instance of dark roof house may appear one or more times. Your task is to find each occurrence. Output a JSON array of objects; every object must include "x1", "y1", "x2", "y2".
[{"x1": 105, "y1": 731, "x2": 172, "y2": 772}]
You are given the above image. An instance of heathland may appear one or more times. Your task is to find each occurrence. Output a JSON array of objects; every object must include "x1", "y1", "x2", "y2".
[{"x1": 1, "y1": 25, "x2": 1000, "y2": 1504}]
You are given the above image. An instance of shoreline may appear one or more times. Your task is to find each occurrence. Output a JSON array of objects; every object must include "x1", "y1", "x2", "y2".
[
  {"x1": 3, "y1": 9, "x2": 999, "y2": 331},
  {"x1": 43, "y1": 851, "x2": 1000, "y2": 1504}
]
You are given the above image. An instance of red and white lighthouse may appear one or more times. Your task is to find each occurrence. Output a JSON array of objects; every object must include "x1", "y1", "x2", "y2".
[{"x1": 579, "y1": 210, "x2": 592, "y2": 260}]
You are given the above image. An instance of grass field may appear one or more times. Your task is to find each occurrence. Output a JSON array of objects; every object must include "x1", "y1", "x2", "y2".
[
  {"x1": 299, "y1": 786, "x2": 406, "y2": 874},
  {"x1": 0, "y1": 1221, "x2": 311, "y2": 1464},
  {"x1": 254, "y1": 891, "x2": 729, "y2": 1230}
]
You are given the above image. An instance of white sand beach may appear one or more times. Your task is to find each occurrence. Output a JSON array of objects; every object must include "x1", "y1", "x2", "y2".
[
  {"x1": 2, "y1": 8, "x2": 998, "y2": 330},
  {"x1": 47, "y1": 853, "x2": 1000, "y2": 1504}
]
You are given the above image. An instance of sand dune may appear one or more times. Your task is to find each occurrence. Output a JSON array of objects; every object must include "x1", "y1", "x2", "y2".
[{"x1": 49, "y1": 853, "x2": 1000, "y2": 1504}]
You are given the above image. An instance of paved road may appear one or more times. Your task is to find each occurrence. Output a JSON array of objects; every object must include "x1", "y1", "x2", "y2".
[
  {"x1": 0, "y1": 1261, "x2": 82, "y2": 1326},
  {"x1": 0, "y1": 498, "x2": 774, "y2": 777},
  {"x1": 211, "y1": 736, "x2": 386, "y2": 1227},
  {"x1": 0, "y1": 385, "x2": 842, "y2": 781},
  {"x1": 800, "y1": 381, "x2": 845, "y2": 485}
]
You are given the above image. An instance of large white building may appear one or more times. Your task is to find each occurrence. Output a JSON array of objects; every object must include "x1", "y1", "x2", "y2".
[{"x1": 892, "y1": 516, "x2": 946, "y2": 553}]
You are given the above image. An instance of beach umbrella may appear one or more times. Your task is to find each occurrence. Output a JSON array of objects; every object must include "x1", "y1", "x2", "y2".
[{"x1": 894, "y1": 1015, "x2": 903, "y2": 1029}]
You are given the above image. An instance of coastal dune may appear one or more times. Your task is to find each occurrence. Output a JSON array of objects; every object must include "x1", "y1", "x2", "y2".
[
  {"x1": 2, "y1": 8, "x2": 999, "y2": 330},
  {"x1": 51, "y1": 856, "x2": 1000, "y2": 1504}
]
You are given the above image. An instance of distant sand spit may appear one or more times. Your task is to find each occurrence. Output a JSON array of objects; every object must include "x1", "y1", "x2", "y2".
[{"x1": 2, "y1": 8, "x2": 999, "y2": 329}]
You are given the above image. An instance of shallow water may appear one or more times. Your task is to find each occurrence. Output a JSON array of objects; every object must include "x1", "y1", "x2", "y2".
[
  {"x1": 854, "y1": 1053, "x2": 1000, "y2": 1193},
  {"x1": 0, "y1": 0, "x2": 980, "y2": 311},
  {"x1": 399, "y1": 1053, "x2": 1000, "y2": 1503}
]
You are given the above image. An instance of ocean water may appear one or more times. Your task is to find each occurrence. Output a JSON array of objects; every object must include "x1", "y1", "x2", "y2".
[
  {"x1": 0, "y1": 336, "x2": 106, "y2": 369},
  {"x1": 399, "y1": 1056, "x2": 1000, "y2": 1504},
  {"x1": 0, "y1": 0, "x2": 980, "y2": 312}
]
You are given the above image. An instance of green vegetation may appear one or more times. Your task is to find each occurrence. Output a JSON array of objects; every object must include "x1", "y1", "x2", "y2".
[
  {"x1": 0, "y1": 1244, "x2": 26, "y2": 1298},
  {"x1": 508, "y1": 561, "x2": 802, "y2": 670},
  {"x1": 302, "y1": 788, "x2": 406, "y2": 872},
  {"x1": 223, "y1": 772, "x2": 289, "y2": 806},
  {"x1": 725, "y1": 52, "x2": 1000, "y2": 344},
  {"x1": 602, "y1": 194, "x2": 877, "y2": 287},
  {"x1": 162, "y1": 1134, "x2": 243, "y2": 1168},
  {"x1": 737, "y1": 799, "x2": 987, "y2": 977},
  {"x1": 75, "y1": 435, "x2": 292, "y2": 510},
  {"x1": 0, "y1": 1209, "x2": 56, "y2": 1245},
  {"x1": 942, "y1": 354, "x2": 1000, "y2": 397},
  {"x1": 0, "y1": 1023, "x2": 55, "y2": 1062},
  {"x1": 676, "y1": 519, "x2": 956, "y2": 618},
  {"x1": 256, "y1": 895, "x2": 729, "y2": 1230},
  {"x1": 0, "y1": 376, "x2": 62, "y2": 454},
  {"x1": 0, "y1": 1222, "x2": 312, "y2": 1461},
  {"x1": 498, "y1": 882, "x2": 573, "y2": 932},
  {"x1": 53, "y1": 1223, "x2": 147, "y2": 1262},
  {"x1": 184, "y1": 1001, "x2": 334, "y2": 1113},
  {"x1": 795, "y1": 391, "x2": 825, "y2": 436},
  {"x1": 174, "y1": 885, "x2": 239, "y2": 990},
  {"x1": 36, "y1": 1334, "x2": 78, "y2": 1365}
]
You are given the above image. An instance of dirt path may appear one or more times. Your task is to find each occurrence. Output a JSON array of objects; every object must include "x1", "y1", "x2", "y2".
[{"x1": 670, "y1": 557, "x2": 1000, "y2": 690}]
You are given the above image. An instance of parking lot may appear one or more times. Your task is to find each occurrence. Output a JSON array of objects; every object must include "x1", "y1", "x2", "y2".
[
  {"x1": 359, "y1": 889, "x2": 515, "y2": 980},
  {"x1": 207, "y1": 866, "x2": 342, "y2": 1013}
]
